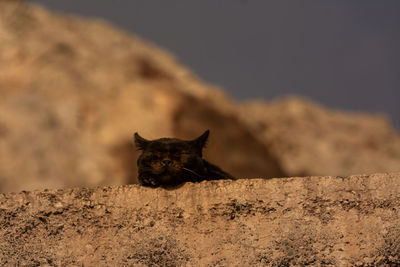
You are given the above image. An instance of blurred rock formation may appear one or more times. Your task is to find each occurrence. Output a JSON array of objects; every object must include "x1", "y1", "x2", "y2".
[{"x1": 0, "y1": 1, "x2": 399, "y2": 192}]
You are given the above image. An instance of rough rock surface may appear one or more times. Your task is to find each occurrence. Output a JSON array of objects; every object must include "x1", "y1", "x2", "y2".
[
  {"x1": 1, "y1": 172, "x2": 399, "y2": 266},
  {"x1": 1, "y1": 1, "x2": 400, "y2": 193}
]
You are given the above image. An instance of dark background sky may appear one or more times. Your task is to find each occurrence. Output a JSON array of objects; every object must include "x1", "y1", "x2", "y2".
[{"x1": 29, "y1": 0, "x2": 400, "y2": 128}]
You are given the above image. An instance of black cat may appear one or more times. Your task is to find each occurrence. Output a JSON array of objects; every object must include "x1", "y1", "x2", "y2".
[{"x1": 134, "y1": 130, "x2": 235, "y2": 188}]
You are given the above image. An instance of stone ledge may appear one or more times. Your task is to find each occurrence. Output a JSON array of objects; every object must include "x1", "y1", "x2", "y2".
[{"x1": 1, "y1": 172, "x2": 400, "y2": 266}]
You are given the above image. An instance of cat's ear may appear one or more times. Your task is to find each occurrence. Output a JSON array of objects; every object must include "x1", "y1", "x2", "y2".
[
  {"x1": 134, "y1": 132, "x2": 150, "y2": 150},
  {"x1": 191, "y1": 130, "x2": 210, "y2": 150}
]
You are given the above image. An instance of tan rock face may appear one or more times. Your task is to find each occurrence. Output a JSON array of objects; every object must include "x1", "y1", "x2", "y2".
[
  {"x1": 240, "y1": 98, "x2": 400, "y2": 177},
  {"x1": 1, "y1": 2, "x2": 400, "y2": 193},
  {"x1": 0, "y1": 1, "x2": 279, "y2": 192},
  {"x1": 1, "y1": 172, "x2": 399, "y2": 266}
]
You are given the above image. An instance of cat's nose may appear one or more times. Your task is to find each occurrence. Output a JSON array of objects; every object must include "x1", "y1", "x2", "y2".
[{"x1": 162, "y1": 159, "x2": 172, "y2": 166}]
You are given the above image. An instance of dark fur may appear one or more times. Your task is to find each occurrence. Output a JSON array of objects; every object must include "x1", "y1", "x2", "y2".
[{"x1": 134, "y1": 130, "x2": 235, "y2": 188}]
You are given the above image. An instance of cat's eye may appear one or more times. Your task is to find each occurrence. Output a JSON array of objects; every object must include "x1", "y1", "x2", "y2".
[{"x1": 151, "y1": 155, "x2": 160, "y2": 160}]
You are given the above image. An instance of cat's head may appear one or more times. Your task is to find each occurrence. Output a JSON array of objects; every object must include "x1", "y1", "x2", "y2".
[{"x1": 134, "y1": 130, "x2": 209, "y2": 187}]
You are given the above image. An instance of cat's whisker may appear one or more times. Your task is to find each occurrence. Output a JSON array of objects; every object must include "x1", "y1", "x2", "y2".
[
  {"x1": 135, "y1": 131, "x2": 235, "y2": 187},
  {"x1": 180, "y1": 167, "x2": 204, "y2": 179}
]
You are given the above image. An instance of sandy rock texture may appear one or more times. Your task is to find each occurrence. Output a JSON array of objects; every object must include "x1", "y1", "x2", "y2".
[
  {"x1": 1, "y1": 172, "x2": 399, "y2": 266},
  {"x1": 1, "y1": 1, "x2": 400, "y2": 193}
]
